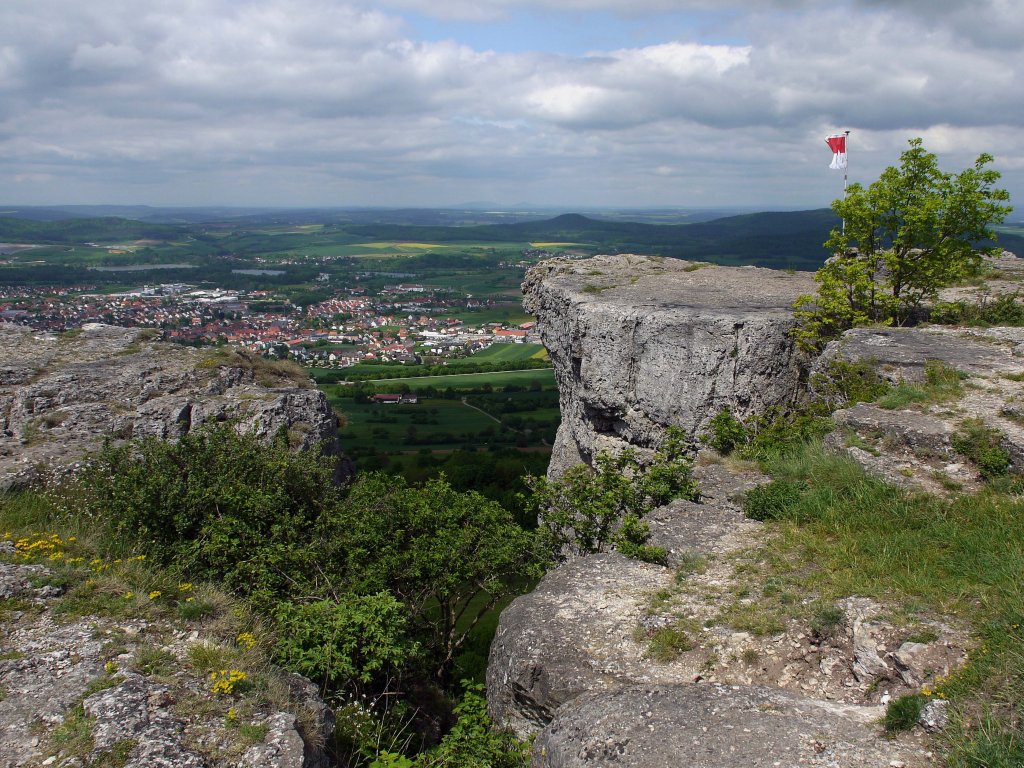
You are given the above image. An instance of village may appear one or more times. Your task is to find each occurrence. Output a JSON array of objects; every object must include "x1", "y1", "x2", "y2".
[{"x1": 0, "y1": 280, "x2": 540, "y2": 368}]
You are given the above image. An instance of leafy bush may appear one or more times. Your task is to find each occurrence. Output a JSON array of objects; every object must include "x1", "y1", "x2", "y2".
[
  {"x1": 951, "y1": 419, "x2": 1011, "y2": 478},
  {"x1": 613, "y1": 513, "x2": 668, "y2": 565},
  {"x1": 810, "y1": 358, "x2": 889, "y2": 410},
  {"x1": 930, "y1": 292, "x2": 1024, "y2": 327},
  {"x1": 273, "y1": 594, "x2": 417, "y2": 691},
  {"x1": 416, "y1": 683, "x2": 530, "y2": 768},
  {"x1": 743, "y1": 479, "x2": 808, "y2": 522},
  {"x1": 738, "y1": 407, "x2": 834, "y2": 463},
  {"x1": 704, "y1": 408, "x2": 747, "y2": 455},
  {"x1": 324, "y1": 473, "x2": 540, "y2": 683},
  {"x1": 525, "y1": 427, "x2": 697, "y2": 562},
  {"x1": 67, "y1": 425, "x2": 338, "y2": 604}
]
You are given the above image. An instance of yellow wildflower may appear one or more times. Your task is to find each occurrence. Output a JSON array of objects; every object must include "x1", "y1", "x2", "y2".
[
  {"x1": 209, "y1": 669, "x2": 248, "y2": 695},
  {"x1": 148, "y1": 590, "x2": 161, "y2": 600}
]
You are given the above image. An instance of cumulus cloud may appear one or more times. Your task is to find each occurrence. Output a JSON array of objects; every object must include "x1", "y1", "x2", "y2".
[{"x1": 0, "y1": 0, "x2": 1020, "y2": 207}]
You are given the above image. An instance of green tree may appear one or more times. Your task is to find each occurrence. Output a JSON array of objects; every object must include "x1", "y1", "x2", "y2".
[
  {"x1": 71, "y1": 424, "x2": 339, "y2": 604},
  {"x1": 323, "y1": 473, "x2": 540, "y2": 683},
  {"x1": 273, "y1": 593, "x2": 418, "y2": 693},
  {"x1": 795, "y1": 138, "x2": 1012, "y2": 347},
  {"x1": 525, "y1": 427, "x2": 698, "y2": 563}
]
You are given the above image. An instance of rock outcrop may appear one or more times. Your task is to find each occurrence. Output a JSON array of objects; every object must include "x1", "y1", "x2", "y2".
[
  {"x1": 522, "y1": 256, "x2": 816, "y2": 476},
  {"x1": 0, "y1": 323, "x2": 351, "y2": 489},
  {"x1": 815, "y1": 326, "x2": 1024, "y2": 491},
  {"x1": 0, "y1": 550, "x2": 332, "y2": 768},
  {"x1": 533, "y1": 684, "x2": 920, "y2": 768},
  {"x1": 491, "y1": 256, "x2": 984, "y2": 767}
]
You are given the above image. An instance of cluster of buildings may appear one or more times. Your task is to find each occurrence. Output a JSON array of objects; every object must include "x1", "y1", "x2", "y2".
[{"x1": 0, "y1": 281, "x2": 540, "y2": 367}]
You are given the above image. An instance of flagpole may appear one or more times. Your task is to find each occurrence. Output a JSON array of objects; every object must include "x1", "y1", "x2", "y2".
[{"x1": 842, "y1": 130, "x2": 850, "y2": 234}]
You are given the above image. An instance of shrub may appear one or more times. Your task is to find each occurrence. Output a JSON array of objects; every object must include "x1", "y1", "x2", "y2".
[
  {"x1": 810, "y1": 358, "x2": 889, "y2": 410},
  {"x1": 930, "y1": 293, "x2": 1024, "y2": 327},
  {"x1": 325, "y1": 473, "x2": 539, "y2": 683},
  {"x1": 273, "y1": 594, "x2": 417, "y2": 692},
  {"x1": 409, "y1": 683, "x2": 530, "y2": 768},
  {"x1": 613, "y1": 513, "x2": 668, "y2": 565},
  {"x1": 738, "y1": 407, "x2": 833, "y2": 463},
  {"x1": 743, "y1": 479, "x2": 807, "y2": 522},
  {"x1": 67, "y1": 424, "x2": 339, "y2": 604},
  {"x1": 525, "y1": 427, "x2": 697, "y2": 562},
  {"x1": 704, "y1": 408, "x2": 747, "y2": 455},
  {"x1": 951, "y1": 419, "x2": 1011, "y2": 479}
]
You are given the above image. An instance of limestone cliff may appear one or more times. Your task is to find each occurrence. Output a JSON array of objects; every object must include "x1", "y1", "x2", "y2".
[
  {"x1": 522, "y1": 255, "x2": 816, "y2": 475},
  {"x1": 0, "y1": 323, "x2": 351, "y2": 489},
  {"x1": 491, "y1": 256, "x2": 968, "y2": 768}
]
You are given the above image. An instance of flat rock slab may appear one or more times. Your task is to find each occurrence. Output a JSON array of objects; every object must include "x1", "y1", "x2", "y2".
[
  {"x1": 532, "y1": 683, "x2": 925, "y2": 768},
  {"x1": 833, "y1": 404, "x2": 955, "y2": 458},
  {"x1": 817, "y1": 327, "x2": 1024, "y2": 382},
  {"x1": 487, "y1": 553, "x2": 671, "y2": 738}
]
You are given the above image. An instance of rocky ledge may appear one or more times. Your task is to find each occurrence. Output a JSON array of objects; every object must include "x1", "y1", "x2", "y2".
[
  {"x1": 0, "y1": 549, "x2": 332, "y2": 768},
  {"x1": 491, "y1": 255, "x2": 1000, "y2": 767},
  {"x1": 815, "y1": 325, "x2": 1024, "y2": 493},
  {"x1": 488, "y1": 460, "x2": 957, "y2": 767},
  {"x1": 0, "y1": 323, "x2": 350, "y2": 490},
  {"x1": 522, "y1": 256, "x2": 816, "y2": 476}
]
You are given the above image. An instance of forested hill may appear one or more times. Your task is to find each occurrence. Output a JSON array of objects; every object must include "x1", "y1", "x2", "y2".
[
  {"x1": 347, "y1": 209, "x2": 843, "y2": 270},
  {"x1": 2, "y1": 207, "x2": 1019, "y2": 272},
  {"x1": 0, "y1": 215, "x2": 186, "y2": 244}
]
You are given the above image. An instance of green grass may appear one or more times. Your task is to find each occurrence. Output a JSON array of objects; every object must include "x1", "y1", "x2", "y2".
[
  {"x1": 876, "y1": 359, "x2": 966, "y2": 410},
  {"x1": 350, "y1": 368, "x2": 556, "y2": 392},
  {"x1": 750, "y1": 440, "x2": 1024, "y2": 758},
  {"x1": 449, "y1": 343, "x2": 547, "y2": 366}
]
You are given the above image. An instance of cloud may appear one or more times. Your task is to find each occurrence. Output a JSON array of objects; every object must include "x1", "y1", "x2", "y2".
[{"x1": 0, "y1": 0, "x2": 1020, "y2": 208}]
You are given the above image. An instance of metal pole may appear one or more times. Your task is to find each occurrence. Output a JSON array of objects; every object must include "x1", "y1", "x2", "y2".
[{"x1": 842, "y1": 130, "x2": 850, "y2": 234}]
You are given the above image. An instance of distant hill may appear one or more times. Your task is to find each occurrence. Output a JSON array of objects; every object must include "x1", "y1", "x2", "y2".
[
  {"x1": 347, "y1": 209, "x2": 843, "y2": 270},
  {"x1": 0, "y1": 216, "x2": 185, "y2": 244}
]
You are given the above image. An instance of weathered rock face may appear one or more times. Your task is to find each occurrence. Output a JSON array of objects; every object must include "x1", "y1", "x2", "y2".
[
  {"x1": 0, "y1": 323, "x2": 351, "y2": 489},
  {"x1": 814, "y1": 326, "x2": 1024, "y2": 491},
  {"x1": 522, "y1": 256, "x2": 816, "y2": 475},
  {"x1": 532, "y1": 684, "x2": 923, "y2": 768},
  {"x1": 0, "y1": 551, "x2": 332, "y2": 768}
]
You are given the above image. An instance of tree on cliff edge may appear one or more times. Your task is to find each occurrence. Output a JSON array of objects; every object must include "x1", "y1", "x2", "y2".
[{"x1": 794, "y1": 138, "x2": 1012, "y2": 347}]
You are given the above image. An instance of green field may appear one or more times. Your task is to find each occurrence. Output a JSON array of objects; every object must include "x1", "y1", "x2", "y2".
[
  {"x1": 326, "y1": 367, "x2": 560, "y2": 459},
  {"x1": 363, "y1": 368, "x2": 555, "y2": 391},
  {"x1": 334, "y1": 398, "x2": 499, "y2": 452},
  {"x1": 434, "y1": 305, "x2": 534, "y2": 325},
  {"x1": 448, "y1": 343, "x2": 546, "y2": 366}
]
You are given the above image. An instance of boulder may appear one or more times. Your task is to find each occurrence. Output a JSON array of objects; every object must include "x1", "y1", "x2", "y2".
[{"x1": 487, "y1": 553, "x2": 669, "y2": 738}]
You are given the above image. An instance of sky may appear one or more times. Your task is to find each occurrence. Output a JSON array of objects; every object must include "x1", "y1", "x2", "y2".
[{"x1": 2, "y1": 0, "x2": 1022, "y2": 212}]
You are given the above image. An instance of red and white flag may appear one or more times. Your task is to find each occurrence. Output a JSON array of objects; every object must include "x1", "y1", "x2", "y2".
[{"x1": 825, "y1": 134, "x2": 847, "y2": 170}]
